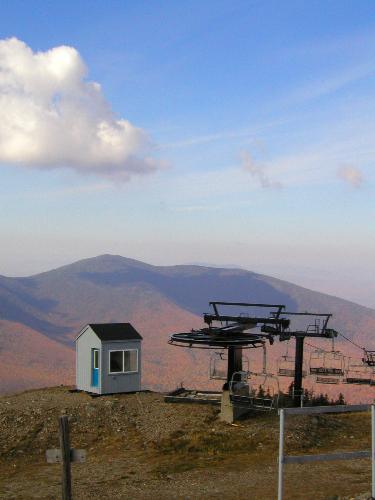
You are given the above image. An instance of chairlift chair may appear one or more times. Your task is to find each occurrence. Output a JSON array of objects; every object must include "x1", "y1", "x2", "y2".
[
  {"x1": 309, "y1": 349, "x2": 344, "y2": 379},
  {"x1": 209, "y1": 351, "x2": 250, "y2": 381},
  {"x1": 229, "y1": 343, "x2": 280, "y2": 412},
  {"x1": 228, "y1": 370, "x2": 251, "y2": 406},
  {"x1": 277, "y1": 355, "x2": 307, "y2": 378},
  {"x1": 249, "y1": 372, "x2": 280, "y2": 411},
  {"x1": 229, "y1": 370, "x2": 250, "y2": 393},
  {"x1": 344, "y1": 358, "x2": 374, "y2": 385},
  {"x1": 209, "y1": 351, "x2": 228, "y2": 380},
  {"x1": 277, "y1": 340, "x2": 307, "y2": 378},
  {"x1": 315, "y1": 375, "x2": 341, "y2": 385},
  {"x1": 310, "y1": 349, "x2": 344, "y2": 384},
  {"x1": 363, "y1": 350, "x2": 375, "y2": 367},
  {"x1": 229, "y1": 370, "x2": 279, "y2": 411},
  {"x1": 245, "y1": 344, "x2": 280, "y2": 410}
]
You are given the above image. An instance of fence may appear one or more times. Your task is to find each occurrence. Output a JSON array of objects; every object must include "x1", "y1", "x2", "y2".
[
  {"x1": 46, "y1": 416, "x2": 86, "y2": 500},
  {"x1": 277, "y1": 404, "x2": 374, "y2": 500}
]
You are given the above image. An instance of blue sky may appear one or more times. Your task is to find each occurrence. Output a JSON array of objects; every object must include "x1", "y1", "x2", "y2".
[{"x1": 0, "y1": 1, "x2": 374, "y2": 307}]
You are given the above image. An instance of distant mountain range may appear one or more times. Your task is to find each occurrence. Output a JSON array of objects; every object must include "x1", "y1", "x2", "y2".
[{"x1": 1, "y1": 254, "x2": 375, "y2": 400}]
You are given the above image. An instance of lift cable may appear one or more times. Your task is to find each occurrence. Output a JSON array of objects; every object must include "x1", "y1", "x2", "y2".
[
  {"x1": 305, "y1": 341, "x2": 331, "y2": 353},
  {"x1": 306, "y1": 333, "x2": 365, "y2": 355},
  {"x1": 337, "y1": 331, "x2": 365, "y2": 352}
]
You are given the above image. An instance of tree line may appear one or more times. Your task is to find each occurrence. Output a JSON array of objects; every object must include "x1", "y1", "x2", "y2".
[{"x1": 252, "y1": 382, "x2": 346, "y2": 406}]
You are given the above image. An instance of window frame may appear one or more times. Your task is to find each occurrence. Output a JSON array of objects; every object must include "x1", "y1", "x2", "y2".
[
  {"x1": 93, "y1": 349, "x2": 99, "y2": 370},
  {"x1": 108, "y1": 349, "x2": 124, "y2": 374},
  {"x1": 108, "y1": 349, "x2": 138, "y2": 375}
]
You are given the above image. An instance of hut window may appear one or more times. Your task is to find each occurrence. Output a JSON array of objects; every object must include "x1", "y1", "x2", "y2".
[
  {"x1": 124, "y1": 350, "x2": 138, "y2": 372},
  {"x1": 109, "y1": 351, "x2": 123, "y2": 373},
  {"x1": 109, "y1": 349, "x2": 138, "y2": 374}
]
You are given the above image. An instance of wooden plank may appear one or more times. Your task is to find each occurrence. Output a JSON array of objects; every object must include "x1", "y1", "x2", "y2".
[
  {"x1": 46, "y1": 449, "x2": 61, "y2": 463},
  {"x1": 280, "y1": 404, "x2": 369, "y2": 416},
  {"x1": 46, "y1": 449, "x2": 87, "y2": 464},
  {"x1": 284, "y1": 450, "x2": 371, "y2": 464},
  {"x1": 164, "y1": 395, "x2": 220, "y2": 405},
  {"x1": 70, "y1": 449, "x2": 86, "y2": 463}
]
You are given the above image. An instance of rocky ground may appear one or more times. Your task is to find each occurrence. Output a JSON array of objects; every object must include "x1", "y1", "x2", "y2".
[{"x1": 0, "y1": 386, "x2": 373, "y2": 499}]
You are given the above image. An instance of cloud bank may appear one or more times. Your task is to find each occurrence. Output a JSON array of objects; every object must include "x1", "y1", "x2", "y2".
[
  {"x1": 241, "y1": 151, "x2": 282, "y2": 189},
  {"x1": 0, "y1": 38, "x2": 161, "y2": 179},
  {"x1": 337, "y1": 165, "x2": 364, "y2": 188}
]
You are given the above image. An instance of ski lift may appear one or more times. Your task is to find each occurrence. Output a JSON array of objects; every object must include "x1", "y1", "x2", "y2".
[
  {"x1": 229, "y1": 370, "x2": 279, "y2": 411},
  {"x1": 278, "y1": 357, "x2": 307, "y2": 378},
  {"x1": 309, "y1": 339, "x2": 344, "y2": 384},
  {"x1": 363, "y1": 350, "x2": 375, "y2": 367},
  {"x1": 209, "y1": 351, "x2": 227, "y2": 380},
  {"x1": 249, "y1": 372, "x2": 280, "y2": 410},
  {"x1": 315, "y1": 375, "x2": 341, "y2": 385},
  {"x1": 247, "y1": 344, "x2": 280, "y2": 411},
  {"x1": 229, "y1": 345, "x2": 280, "y2": 411},
  {"x1": 228, "y1": 370, "x2": 251, "y2": 407},
  {"x1": 277, "y1": 341, "x2": 307, "y2": 378},
  {"x1": 229, "y1": 370, "x2": 250, "y2": 394},
  {"x1": 209, "y1": 351, "x2": 249, "y2": 380},
  {"x1": 344, "y1": 358, "x2": 374, "y2": 385}
]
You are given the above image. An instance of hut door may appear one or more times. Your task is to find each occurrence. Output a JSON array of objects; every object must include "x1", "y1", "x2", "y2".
[{"x1": 92, "y1": 349, "x2": 99, "y2": 387}]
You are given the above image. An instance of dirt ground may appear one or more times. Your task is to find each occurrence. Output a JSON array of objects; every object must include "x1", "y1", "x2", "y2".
[{"x1": 0, "y1": 386, "x2": 373, "y2": 499}]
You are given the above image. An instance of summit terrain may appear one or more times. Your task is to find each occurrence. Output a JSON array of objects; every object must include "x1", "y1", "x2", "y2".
[{"x1": 0, "y1": 386, "x2": 372, "y2": 499}]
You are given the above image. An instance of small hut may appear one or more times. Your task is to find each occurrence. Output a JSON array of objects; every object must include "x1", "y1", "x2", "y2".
[{"x1": 75, "y1": 323, "x2": 142, "y2": 394}]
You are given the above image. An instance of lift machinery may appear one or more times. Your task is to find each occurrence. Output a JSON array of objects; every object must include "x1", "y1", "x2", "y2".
[{"x1": 169, "y1": 302, "x2": 339, "y2": 420}]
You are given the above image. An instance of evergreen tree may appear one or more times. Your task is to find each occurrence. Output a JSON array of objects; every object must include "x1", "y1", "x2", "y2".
[
  {"x1": 257, "y1": 385, "x2": 265, "y2": 399},
  {"x1": 312, "y1": 393, "x2": 330, "y2": 406},
  {"x1": 334, "y1": 392, "x2": 346, "y2": 405},
  {"x1": 303, "y1": 388, "x2": 311, "y2": 406}
]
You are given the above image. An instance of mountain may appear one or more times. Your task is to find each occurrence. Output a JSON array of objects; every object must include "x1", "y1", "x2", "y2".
[
  {"x1": 1, "y1": 254, "x2": 375, "y2": 399},
  {"x1": 0, "y1": 320, "x2": 74, "y2": 394}
]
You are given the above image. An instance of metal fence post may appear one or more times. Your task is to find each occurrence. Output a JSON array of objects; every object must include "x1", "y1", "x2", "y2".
[
  {"x1": 278, "y1": 409, "x2": 285, "y2": 500},
  {"x1": 372, "y1": 405, "x2": 375, "y2": 500}
]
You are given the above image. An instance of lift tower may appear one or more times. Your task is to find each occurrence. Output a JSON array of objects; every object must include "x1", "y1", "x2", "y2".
[
  {"x1": 262, "y1": 311, "x2": 338, "y2": 405},
  {"x1": 169, "y1": 302, "x2": 339, "y2": 417}
]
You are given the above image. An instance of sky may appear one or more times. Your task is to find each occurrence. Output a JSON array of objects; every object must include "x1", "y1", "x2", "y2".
[{"x1": 0, "y1": 0, "x2": 374, "y2": 307}]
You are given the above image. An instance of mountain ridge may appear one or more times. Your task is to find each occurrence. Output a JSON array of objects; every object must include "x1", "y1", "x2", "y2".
[
  {"x1": 1, "y1": 253, "x2": 374, "y2": 398},
  {"x1": 5, "y1": 253, "x2": 371, "y2": 313}
]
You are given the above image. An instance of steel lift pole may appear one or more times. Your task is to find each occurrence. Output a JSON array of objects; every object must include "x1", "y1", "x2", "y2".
[
  {"x1": 293, "y1": 336, "x2": 305, "y2": 407},
  {"x1": 226, "y1": 346, "x2": 243, "y2": 387}
]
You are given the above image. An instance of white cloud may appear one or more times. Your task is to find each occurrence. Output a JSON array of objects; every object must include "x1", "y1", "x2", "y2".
[
  {"x1": 0, "y1": 38, "x2": 162, "y2": 179},
  {"x1": 337, "y1": 165, "x2": 364, "y2": 188},
  {"x1": 241, "y1": 151, "x2": 282, "y2": 189}
]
